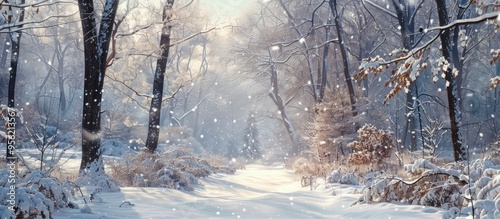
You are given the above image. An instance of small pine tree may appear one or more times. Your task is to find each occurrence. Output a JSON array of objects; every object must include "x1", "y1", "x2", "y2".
[
  {"x1": 241, "y1": 113, "x2": 261, "y2": 160},
  {"x1": 308, "y1": 88, "x2": 355, "y2": 163}
]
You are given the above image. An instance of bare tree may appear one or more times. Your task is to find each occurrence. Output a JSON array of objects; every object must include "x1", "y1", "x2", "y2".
[
  {"x1": 277, "y1": 0, "x2": 327, "y2": 103},
  {"x1": 363, "y1": 0, "x2": 426, "y2": 151},
  {"x1": 5, "y1": 0, "x2": 25, "y2": 163},
  {"x1": 357, "y1": 2, "x2": 499, "y2": 161},
  {"x1": 145, "y1": 0, "x2": 175, "y2": 153},
  {"x1": 267, "y1": 48, "x2": 301, "y2": 154},
  {"x1": 434, "y1": 0, "x2": 465, "y2": 161},
  {"x1": 77, "y1": 0, "x2": 119, "y2": 177},
  {"x1": 328, "y1": 0, "x2": 357, "y2": 117}
]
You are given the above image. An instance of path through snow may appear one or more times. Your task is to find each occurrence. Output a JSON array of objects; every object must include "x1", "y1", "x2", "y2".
[{"x1": 55, "y1": 164, "x2": 445, "y2": 218}]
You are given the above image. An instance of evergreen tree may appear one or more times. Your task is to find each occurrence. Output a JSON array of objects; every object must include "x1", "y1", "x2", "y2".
[
  {"x1": 241, "y1": 113, "x2": 261, "y2": 160},
  {"x1": 308, "y1": 88, "x2": 355, "y2": 163}
]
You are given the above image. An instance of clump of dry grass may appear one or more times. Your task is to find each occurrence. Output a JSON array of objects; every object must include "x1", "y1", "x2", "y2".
[
  {"x1": 50, "y1": 166, "x2": 79, "y2": 182},
  {"x1": 108, "y1": 145, "x2": 239, "y2": 190}
]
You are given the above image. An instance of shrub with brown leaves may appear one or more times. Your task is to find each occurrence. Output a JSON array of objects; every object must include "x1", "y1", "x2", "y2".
[{"x1": 347, "y1": 124, "x2": 394, "y2": 166}]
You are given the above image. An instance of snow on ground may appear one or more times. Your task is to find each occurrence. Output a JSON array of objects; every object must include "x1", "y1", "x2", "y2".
[{"x1": 54, "y1": 164, "x2": 446, "y2": 219}]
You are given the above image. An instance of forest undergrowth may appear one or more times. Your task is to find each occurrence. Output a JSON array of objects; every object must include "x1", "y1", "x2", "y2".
[{"x1": 292, "y1": 137, "x2": 500, "y2": 219}]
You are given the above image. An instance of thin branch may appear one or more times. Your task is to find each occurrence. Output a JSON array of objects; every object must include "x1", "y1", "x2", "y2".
[
  {"x1": 175, "y1": 95, "x2": 209, "y2": 121},
  {"x1": 161, "y1": 84, "x2": 183, "y2": 103},
  {"x1": 2, "y1": 0, "x2": 74, "y2": 8},
  {"x1": 0, "y1": 12, "x2": 79, "y2": 33},
  {"x1": 106, "y1": 75, "x2": 152, "y2": 98},
  {"x1": 170, "y1": 25, "x2": 232, "y2": 47},
  {"x1": 178, "y1": 0, "x2": 194, "y2": 10},
  {"x1": 409, "y1": 0, "x2": 426, "y2": 25},
  {"x1": 428, "y1": 11, "x2": 499, "y2": 32}
]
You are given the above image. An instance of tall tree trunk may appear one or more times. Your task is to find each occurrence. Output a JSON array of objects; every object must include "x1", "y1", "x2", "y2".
[
  {"x1": 393, "y1": 0, "x2": 418, "y2": 151},
  {"x1": 6, "y1": 0, "x2": 25, "y2": 163},
  {"x1": 57, "y1": 46, "x2": 67, "y2": 112},
  {"x1": 145, "y1": 0, "x2": 174, "y2": 153},
  {"x1": 319, "y1": 17, "x2": 332, "y2": 102},
  {"x1": 268, "y1": 62, "x2": 299, "y2": 154},
  {"x1": 329, "y1": 0, "x2": 357, "y2": 116},
  {"x1": 435, "y1": 0, "x2": 466, "y2": 161},
  {"x1": 78, "y1": 0, "x2": 118, "y2": 176},
  {"x1": 56, "y1": 39, "x2": 73, "y2": 113}
]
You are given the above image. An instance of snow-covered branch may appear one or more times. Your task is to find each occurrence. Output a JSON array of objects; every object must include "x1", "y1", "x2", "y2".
[
  {"x1": 0, "y1": 12, "x2": 79, "y2": 33},
  {"x1": 362, "y1": 0, "x2": 398, "y2": 19}
]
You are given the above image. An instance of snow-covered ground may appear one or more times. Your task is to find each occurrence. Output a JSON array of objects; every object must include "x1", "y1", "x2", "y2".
[{"x1": 54, "y1": 164, "x2": 446, "y2": 219}]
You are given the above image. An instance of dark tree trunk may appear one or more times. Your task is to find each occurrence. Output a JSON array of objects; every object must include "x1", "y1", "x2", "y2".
[
  {"x1": 267, "y1": 58, "x2": 298, "y2": 154},
  {"x1": 78, "y1": 0, "x2": 118, "y2": 177},
  {"x1": 6, "y1": 0, "x2": 25, "y2": 163},
  {"x1": 329, "y1": 0, "x2": 357, "y2": 117},
  {"x1": 435, "y1": 0, "x2": 466, "y2": 161},
  {"x1": 145, "y1": 0, "x2": 174, "y2": 153}
]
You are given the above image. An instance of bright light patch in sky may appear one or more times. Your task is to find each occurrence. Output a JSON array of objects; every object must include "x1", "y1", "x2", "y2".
[{"x1": 200, "y1": 0, "x2": 256, "y2": 20}]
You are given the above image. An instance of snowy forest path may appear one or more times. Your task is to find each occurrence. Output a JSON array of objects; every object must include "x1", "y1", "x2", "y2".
[
  {"x1": 184, "y1": 164, "x2": 337, "y2": 218},
  {"x1": 54, "y1": 164, "x2": 447, "y2": 218}
]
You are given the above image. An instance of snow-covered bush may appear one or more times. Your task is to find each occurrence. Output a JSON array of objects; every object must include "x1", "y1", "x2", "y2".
[
  {"x1": 0, "y1": 187, "x2": 54, "y2": 219},
  {"x1": 327, "y1": 170, "x2": 359, "y2": 185},
  {"x1": 0, "y1": 206, "x2": 15, "y2": 219},
  {"x1": 0, "y1": 168, "x2": 75, "y2": 218},
  {"x1": 153, "y1": 167, "x2": 198, "y2": 190},
  {"x1": 441, "y1": 207, "x2": 460, "y2": 219},
  {"x1": 347, "y1": 124, "x2": 394, "y2": 167},
  {"x1": 355, "y1": 159, "x2": 464, "y2": 207},
  {"x1": 109, "y1": 145, "x2": 237, "y2": 190},
  {"x1": 340, "y1": 173, "x2": 359, "y2": 185},
  {"x1": 101, "y1": 139, "x2": 135, "y2": 157},
  {"x1": 327, "y1": 170, "x2": 341, "y2": 183},
  {"x1": 460, "y1": 159, "x2": 500, "y2": 219},
  {"x1": 75, "y1": 175, "x2": 120, "y2": 193},
  {"x1": 21, "y1": 171, "x2": 72, "y2": 209},
  {"x1": 355, "y1": 158, "x2": 500, "y2": 217}
]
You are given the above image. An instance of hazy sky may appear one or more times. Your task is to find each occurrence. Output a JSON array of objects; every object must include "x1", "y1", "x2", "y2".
[{"x1": 200, "y1": 0, "x2": 256, "y2": 21}]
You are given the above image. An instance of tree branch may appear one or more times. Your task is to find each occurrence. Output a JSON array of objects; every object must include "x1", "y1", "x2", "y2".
[
  {"x1": 363, "y1": 0, "x2": 398, "y2": 19},
  {"x1": 170, "y1": 25, "x2": 232, "y2": 47}
]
